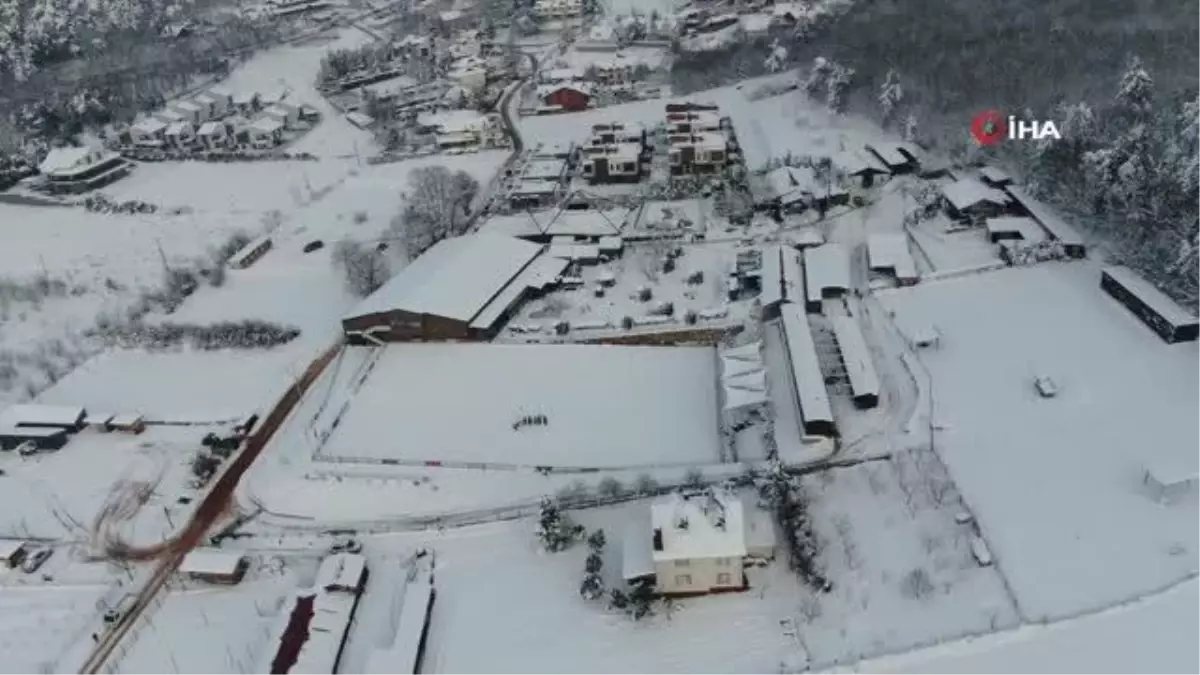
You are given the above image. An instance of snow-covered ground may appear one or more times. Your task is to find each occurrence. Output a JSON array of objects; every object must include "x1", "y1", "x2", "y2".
[
  {"x1": 877, "y1": 262, "x2": 1199, "y2": 621},
  {"x1": 313, "y1": 343, "x2": 723, "y2": 468},
  {"x1": 0, "y1": 582, "x2": 111, "y2": 674},
  {"x1": 109, "y1": 566, "x2": 302, "y2": 674}
]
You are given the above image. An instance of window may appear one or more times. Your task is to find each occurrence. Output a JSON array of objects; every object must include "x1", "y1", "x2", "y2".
[
  {"x1": 711, "y1": 151, "x2": 726, "y2": 163},
  {"x1": 674, "y1": 574, "x2": 693, "y2": 586},
  {"x1": 716, "y1": 572, "x2": 732, "y2": 585},
  {"x1": 622, "y1": 162, "x2": 636, "y2": 173},
  {"x1": 673, "y1": 559, "x2": 690, "y2": 568},
  {"x1": 715, "y1": 557, "x2": 730, "y2": 567}
]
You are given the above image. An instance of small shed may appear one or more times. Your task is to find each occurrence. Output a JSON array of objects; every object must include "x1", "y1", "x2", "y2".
[
  {"x1": 597, "y1": 235, "x2": 624, "y2": 257},
  {"x1": 228, "y1": 236, "x2": 273, "y2": 269},
  {"x1": 977, "y1": 166, "x2": 1013, "y2": 188},
  {"x1": 317, "y1": 553, "x2": 368, "y2": 594},
  {"x1": 109, "y1": 414, "x2": 146, "y2": 434},
  {"x1": 0, "y1": 426, "x2": 70, "y2": 451},
  {"x1": 0, "y1": 540, "x2": 27, "y2": 568},
  {"x1": 1, "y1": 404, "x2": 87, "y2": 431},
  {"x1": 84, "y1": 412, "x2": 115, "y2": 430},
  {"x1": 179, "y1": 549, "x2": 249, "y2": 584},
  {"x1": 1143, "y1": 460, "x2": 1198, "y2": 504}
]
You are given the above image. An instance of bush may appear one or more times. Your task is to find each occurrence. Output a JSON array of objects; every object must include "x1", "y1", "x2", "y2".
[
  {"x1": 597, "y1": 477, "x2": 624, "y2": 500},
  {"x1": 684, "y1": 309, "x2": 698, "y2": 325},
  {"x1": 683, "y1": 468, "x2": 706, "y2": 490},
  {"x1": 91, "y1": 319, "x2": 301, "y2": 350}
]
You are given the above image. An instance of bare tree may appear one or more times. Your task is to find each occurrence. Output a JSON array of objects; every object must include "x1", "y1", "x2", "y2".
[
  {"x1": 331, "y1": 240, "x2": 390, "y2": 297},
  {"x1": 391, "y1": 166, "x2": 480, "y2": 260}
]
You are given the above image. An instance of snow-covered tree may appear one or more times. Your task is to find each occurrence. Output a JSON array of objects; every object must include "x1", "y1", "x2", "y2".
[
  {"x1": 878, "y1": 69, "x2": 903, "y2": 127},
  {"x1": 826, "y1": 65, "x2": 853, "y2": 114},
  {"x1": 901, "y1": 113, "x2": 918, "y2": 143},
  {"x1": 1116, "y1": 55, "x2": 1154, "y2": 121},
  {"x1": 392, "y1": 165, "x2": 480, "y2": 260},
  {"x1": 331, "y1": 240, "x2": 390, "y2": 297},
  {"x1": 803, "y1": 57, "x2": 832, "y2": 97},
  {"x1": 537, "y1": 498, "x2": 584, "y2": 553},
  {"x1": 764, "y1": 39, "x2": 788, "y2": 74}
]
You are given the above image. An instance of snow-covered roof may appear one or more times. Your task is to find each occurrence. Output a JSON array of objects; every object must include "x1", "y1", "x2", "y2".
[
  {"x1": 110, "y1": 413, "x2": 144, "y2": 426},
  {"x1": 723, "y1": 383, "x2": 768, "y2": 412},
  {"x1": 232, "y1": 90, "x2": 259, "y2": 104},
  {"x1": 532, "y1": 140, "x2": 575, "y2": 158},
  {"x1": 622, "y1": 519, "x2": 656, "y2": 581},
  {"x1": 0, "y1": 404, "x2": 84, "y2": 428},
  {"x1": 316, "y1": 553, "x2": 366, "y2": 592},
  {"x1": 978, "y1": 166, "x2": 1012, "y2": 184},
  {"x1": 866, "y1": 233, "x2": 918, "y2": 281},
  {"x1": 133, "y1": 118, "x2": 168, "y2": 134},
  {"x1": 781, "y1": 249, "x2": 805, "y2": 303},
  {"x1": 548, "y1": 243, "x2": 600, "y2": 261},
  {"x1": 598, "y1": 235, "x2": 623, "y2": 252},
  {"x1": 725, "y1": 369, "x2": 767, "y2": 394},
  {"x1": 511, "y1": 178, "x2": 559, "y2": 196},
  {"x1": 155, "y1": 109, "x2": 185, "y2": 123},
  {"x1": 197, "y1": 121, "x2": 225, "y2": 135},
  {"x1": 173, "y1": 100, "x2": 202, "y2": 113},
  {"x1": 865, "y1": 142, "x2": 911, "y2": 169},
  {"x1": 985, "y1": 216, "x2": 1044, "y2": 242},
  {"x1": 249, "y1": 117, "x2": 284, "y2": 134},
  {"x1": 1005, "y1": 186, "x2": 1086, "y2": 247},
  {"x1": 584, "y1": 142, "x2": 641, "y2": 163},
  {"x1": 722, "y1": 341, "x2": 763, "y2": 363},
  {"x1": 803, "y1": 243, "x2": 850, "y2": 303},
  {"x1": 164, "y1": 121, "x2": 193, "y2": 136},
  {"x1": 38, "y1": 146, "x2": 115, "y2": 175},
  {"x1": 941, "y1": 178, "x2": 1010, "y2": 211},
  {"x1": 537, "y1": 82, "x2": 594, "y2": 99},
  {"x1": 364, "y1": 563, "x2": 434, "y2": 674},
  {"x1": 229, "y1": 235, "x2": 271, "y2": 266},
  {"x1": 345, "y1": 233, "x2": 543, "y2": 324},
  {"x1": 289, "y1": 592, "x2": 357, "y2": 674},
  {"x1": 742, "y1": 496, "x2": 777, "y2": 553},
  {"x1": 179, "y1": 549, "x2": 246, "y2": 576},
  {"x1": 740, "y1": 12, "x2": 772, "y2": 33},
  {"x1": 651, "y1": 491, "x2": 747, "y2": 562},
  {"x1": 780, "y1": 305, "x2": 834, "y2": 427},
  {"x1": 468, "y1": 255, "x2": 570, "y2": 331},
  {"x1": 833, "y1": 150, "x2": 887, "y2": 176},
  {"x1": 759, "y1": 246, "x2": 783, "y2": 307},
  {"x1": 1102, "y1": 266, "x2": 1198, "y2": 327},
  {"x1": 831, "y1": 317, "x2": 880, "y2": 400},
  {"x1": 417, "y1": 109, "x2": 491, "y2": 133},
  {"x1": 479, "y1": 208, "x2": 628, "y2": 238},
  {"x1": 541, "y1": 67, "x2": 585, "y2": 83},
  {"x1": 0, "y1": 540, "x2": 26, "y2": 559},
  {"x1": 521, "y1": 158, "x2": 567, "y2": 180},
  {"x1": 0, "y1": 425, "x2": 66, "y2": 438}
]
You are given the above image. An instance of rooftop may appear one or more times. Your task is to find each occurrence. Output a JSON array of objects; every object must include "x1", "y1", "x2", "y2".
[
  {"x1": 942, "y1": 178, "x2": 1011, "y2": 211},
  {"x1": 178, "y1": 549, "x2": 246, "y2": 576},
  {"x1": 651, "y1": 490, "x2": 747, "y2": 562}
]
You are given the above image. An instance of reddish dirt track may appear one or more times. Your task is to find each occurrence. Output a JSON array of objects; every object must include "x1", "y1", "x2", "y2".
[{"x1": 80, "y1": 343, "x2": 342, "y2": 673}]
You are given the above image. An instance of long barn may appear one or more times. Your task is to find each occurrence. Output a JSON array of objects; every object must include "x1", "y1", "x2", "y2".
[
  {"x1": 341, "y1": 233, "x2": 546, "y2": 343},
  {"x1": 1100, "y1": 266, "x2": 1198, "y2": 344},
  {"x1": 780, "y1": 305, "x2": 835, "y2": 436}
]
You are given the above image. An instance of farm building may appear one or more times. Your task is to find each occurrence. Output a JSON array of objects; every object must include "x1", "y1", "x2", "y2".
[
  {"x1": 341, "y1": 233, "x2": 546, "y2": 343},
  {"x1": 866, "y1": 233, "x2": 919, "y2": 286},
  {"x1": 1100, "y1": 266, "x2": 1199, "y2": 344},
  {"x1": 802, "y1": 244, "x2": 851, "y2": 312},
  {"x1": 941, "y1": 178, "x2": 1011, "y2": 220},
  {"x1": 780, "y1": 305, "x2": 836, "y2": 436},
  {"x1": 539, "y1": 84, "x2": 593, "y2": 112},
  {"x1": 37, "y1": 146, "x2": 133, "y2": 194},
  {"x1": 758, "y1": 246, "x2": 784, "y2": 316},
  {"x1": 0, "y1": 426, "x2": 70, "y2": 451},
  {"x1": 0, "y1": 404, "x2": 86, "y2": 431},
  {"x1": 830, "y1": 316, "x2": 880, "y2": 409},
  {"x1": 1005, "y1": 186, "x2": 1087, "y2": 258},
  {"x1": 832, "y1": 151, "x2": 889, "y2": 187},
  {"x1": 637, "y1": 490, "x2": 749, "y2": 596},
  {"x1": 864, "y1": 143, "x2": 918, "y2": 174},
  {"x1": 364, "y1": 559, "x2": 435, "y2": 674},
  {"x1": 0, "y1": 540, "x2": 27, "y2": 568},
  {"x1": 478, "y1": 208, "x2": 629, "y2": 241},
  {"x1": 317, "y1": 554, "x2": 369, "y2": 594},
  {"x1": 178, "y1": 549, "x2": 249, "y2": 584},
  {"x1": 228, "y1": 236, "x2": 273, "y2": 269},
  {"x1": 978, "y1": 166, "x2": 1013, "y2": 188},
  {"x1": 984, "y1": 216, "x2": 1045, "y2": 243},
  {"x1": 267, "y1": 590, "x2": 361, "y2": 674}
]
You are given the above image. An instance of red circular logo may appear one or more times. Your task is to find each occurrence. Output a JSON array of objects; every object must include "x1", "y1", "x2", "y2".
[{"x1": 971, "y1": 110, "x2": 1007, "y2": 146}]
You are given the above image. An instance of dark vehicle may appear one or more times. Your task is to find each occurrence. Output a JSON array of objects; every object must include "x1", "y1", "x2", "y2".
[{"x1": 303, "y1": 240, "x2": 324, "y2": 253}]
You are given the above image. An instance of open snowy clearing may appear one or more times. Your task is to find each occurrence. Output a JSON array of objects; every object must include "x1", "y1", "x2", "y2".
[
  {"x1": 877, "y1": 262, "x2": 1199, "y2": 621},
  {"x1": 0, "y1": 583, "x2": 109, "y2": 674},
  {"x1": 314, "y1": 343, "x2": 722, "y2": 468},
  {"x1": 797, "y1": 457, "x2": 1019, "y2": 668},
  {"x1": 856, "y1": 577, "x2": 1199, "y2": 674},
  {"x1": 0, "y1": 424, "x2": 219, "y2": 544},
  {"x1": 110, "y1": 569, "x2": 300, "y2": 674}
]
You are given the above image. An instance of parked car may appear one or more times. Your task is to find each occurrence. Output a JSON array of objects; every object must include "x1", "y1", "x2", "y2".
[
  {"x1": 16, "y1": 441, "x2": 39, "y2": 457},
  {"x1": 303, "y1": 240, "x2": 324, "y2": 253},
  {"x1": 20, "y1": 547, "x2": 52, "y2": 573},
  {"x1": 1034, "y1": 375, "x2": 1058, "y2": 398},
  {"x1": 330, "y1": 537, "x2": 362, "y2": 554}
]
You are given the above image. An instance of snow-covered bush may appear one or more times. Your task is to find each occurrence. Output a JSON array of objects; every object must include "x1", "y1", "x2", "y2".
[
  {"x1": 537, "y1": 498, "x2": 584, "y2": 553},
  {"x1": 331, "y1": 240, "x2": 390, "y2": 297},
  {"x1": 580, "y1": 529, "x2": 607, "y2": 600},
  {"x1": 91, "y1": 319, "x2": 301, "y2": 350}
]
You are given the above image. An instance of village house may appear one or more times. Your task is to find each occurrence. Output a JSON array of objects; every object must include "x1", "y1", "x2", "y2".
[
  {"x1": 179, "y1": 550, "x2": 249, "y2": 584},
  {"x1": 36, "y1": 145, "x2": 133, "y2": 194},
  {"x1": 232, "y1": 91, "x2": 261, "y2": 116},
  {"x1": 622, "y1": 490, "x2": 767, "y2": 596},
  {"x1": 418, "y1": 110, "x2": 503, "y2": 151},
  {"x1": 264, "y1": 103, "x2": 300, "y2": 129},
  {"x1": 248, "y1": 117, "x2": 285, "y2": 149},
  {"x1": 192, "y1": 93, "x2": 220, "y2": 121},
  {"x1": 538, "y1": 83, "x2": 593, "y2": 112},
  {"x1": 197, "y1": 121, "x2": 233, "y2": 150},
  {"x1": 589, "y1": 121, "x2": 646, "y2": 146},
  {"x1": 164, "y1": 121, "x2": 196, "y2": 150},
  {"x1": 171, "y1": 100, "x2": 206, "y2": 125},
  {"x1": 539, "y1": 67, "x2": 586, "y2": 86},
  {"x1": 581, "y1": 143, "x2": 643, "y2": 184},
  {"x1": 864, "y1": 142, "x2": 918, "y2": 174},
  {"x1": 154, "y1": 108, "x2": 186, "y2": 126},
  {"x1": 534, "y1": 0, "x2": 582, "y2": 20},
  {"x1": 396, "y1": 33, "x2": 432, "y2": 58},
  {"x1": 832, "y1": 151, "x2": 889, "y2": 188},
  {"x1": 941, "y1": 177, "x2": 1011, "y2": 220},
  {"x1": 131, "y1": 118, "x2": 168, "y2": 146},
  {"x1": 207, "y1": 87, "x2": 234, "y2": 115},
  {"x1": 668, "y1": 132, "x2": 729, "y2": 176}
]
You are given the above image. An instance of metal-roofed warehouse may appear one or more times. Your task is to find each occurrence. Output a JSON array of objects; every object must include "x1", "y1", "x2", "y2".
[
  {"x1": 830, "y1": 316, "x2": 880, "y2": 409},
  {"x1": 780, "y1": 305, "x2": 835, "y2": 436},
  {"x1": 341, "y1": 233, "x2": 545, "y2": 343},
  {"x1": 803, "y1": 244, "x2": 850, "y2": 312}
]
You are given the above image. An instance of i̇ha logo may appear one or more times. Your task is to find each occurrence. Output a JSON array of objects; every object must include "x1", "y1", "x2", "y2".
[{"x1": 970, "y1": 109, "x2": 1061, "y2": 146}]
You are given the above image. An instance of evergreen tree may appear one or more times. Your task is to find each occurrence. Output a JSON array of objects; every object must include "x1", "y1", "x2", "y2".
[
  {"x1": 901, "y1": 113, "x2": 918, "y2": 143},
  {"x1": 826, "y1": 65, "x2": 853, "y2": 114},
  {"x1": 878, "y1": 69, "x2": 903, "y2": 127},
  {"x1": 1115, "y1": 55, "x2": 1154, "y2": 122}
]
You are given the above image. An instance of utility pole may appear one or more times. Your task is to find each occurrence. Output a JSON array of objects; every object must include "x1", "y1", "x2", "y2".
[{"x1": 156, "y1": 238, "x2": 170, "y2": 273}]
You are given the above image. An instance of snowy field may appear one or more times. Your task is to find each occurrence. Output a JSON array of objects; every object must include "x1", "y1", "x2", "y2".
[
  {"x1": 878, "y1": 263, "x2": 1199, "y2": 621},
  {"x1": 0, "y1": 424, "x2": 214, "y2": 544},
  {"x1": 797, "y1": 458, "x2": 1019, "y2": 667},
  {"x1": 315, "y1": 343, "x2": 722, "y2": 468},
  {"x1": 110, "y1": 569, "x2": 301, "y2": 674},
  {"x1": 0, "y1": 583, "x2": 109, "y2": 674}
]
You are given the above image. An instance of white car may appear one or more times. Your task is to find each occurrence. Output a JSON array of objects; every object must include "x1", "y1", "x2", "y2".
[{"x1": 1034, "y1": 376, "x2": 1058, "y2": 398}]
